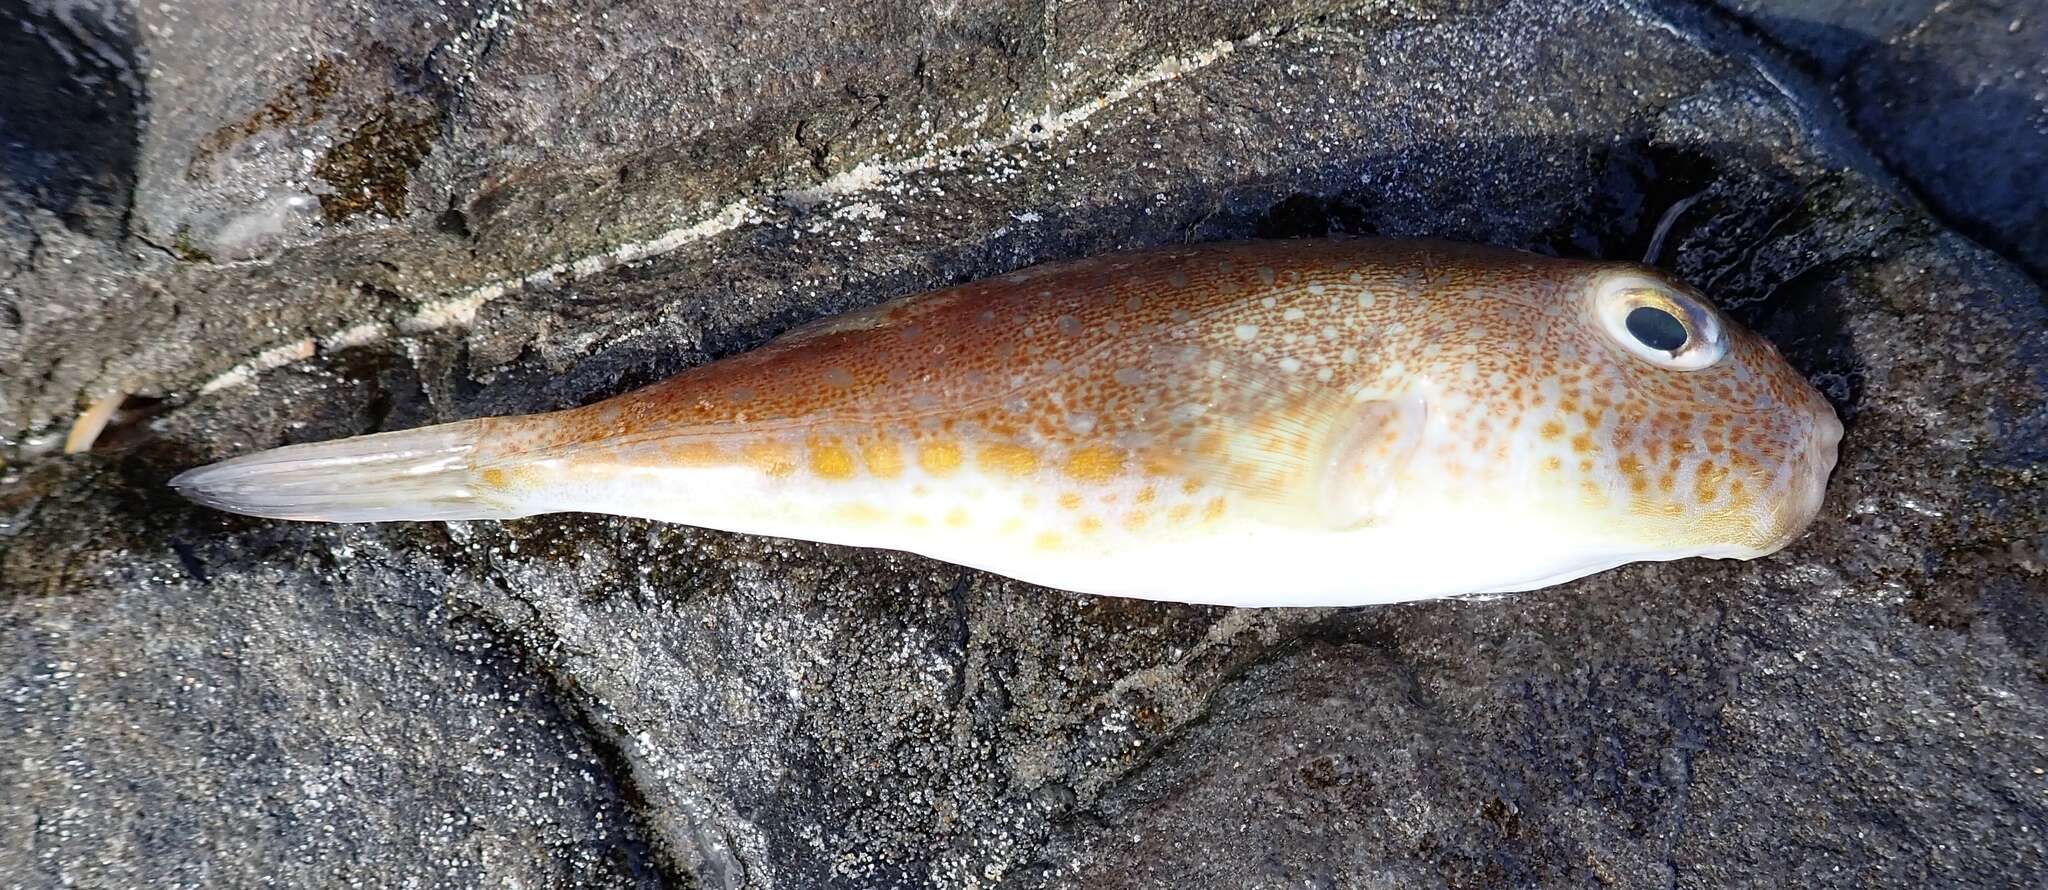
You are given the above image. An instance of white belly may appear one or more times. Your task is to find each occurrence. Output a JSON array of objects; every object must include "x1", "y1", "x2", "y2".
[{"x1": 512, "y1": 460, "x2": 1646, "y2": 607}]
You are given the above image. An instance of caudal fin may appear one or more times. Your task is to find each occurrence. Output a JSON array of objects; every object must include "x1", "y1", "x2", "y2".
[{"x1": 171, "y1": 419, "x2": 524, "y2": 523}]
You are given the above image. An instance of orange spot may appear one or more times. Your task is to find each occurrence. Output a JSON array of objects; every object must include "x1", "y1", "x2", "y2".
[
  {"x1": 918, "y1": 442, "x2": 963, "y2": 475},
  {"x1": 480, "y1": 468, "x2": 510, "y2": 487},
  {"x1": 861, "y1": 440, "x2": 903, "y2": 478},
  {"x1": 945, "y1": 508, "x2": 970, "y2": 528},
  {"x1": 1123, "y1": 511, "x2": 1150, "y2": 530},
  {"x1": 1571, "y1": 434, "x2": 1595, "y2": 454},
  {"x1": 1168, "y1": 504, "x2": 1194, "y2": 524},
  {"x1": 1058, "y1": 492, "x2": 1083, "y2": 510},
  {"x1": 1539, "y1": 420, "x2": 1565, "y2": 440},
  {"x1": 1078, "y1": 516, "x2": 1103, "y2": 535},
  {"x1": 1035, "y1": 531, "x2": 1065, "y2": 550},
  {"x1": 1694, "y1": 462, "x2": 1729, "y2": 504},
  {"x1": 1182, "y1": 478, "x2": 1203, "y2": 495},
  {"x1": 906, "y1": 514, "x2": 929, "y2": 528},
  {"x1": 1064, "y1": 446, "x2": 1125, "y2": 483},
  {"x1": 744, "y1": 442, "x2": 797, "y2": 477},
  {"x1": 1580, "y1": 480, "x2": 1607, "y2": 506},
  {"x1": 1203, "y1": 498, "x2": 1228, "y2": 521},
  {"x1": 810, "y1": 443, "x2": 857, "y2": 480},
  {"x1": 980, "y1": 443, "x2": 1039, "y2": 477},
  {"x1": 1136, "y1": 486, "x2": 1157, "y2": 504},
  {"x1": 1542, "y1": 456, "x2": 1563, "y2": 473}
]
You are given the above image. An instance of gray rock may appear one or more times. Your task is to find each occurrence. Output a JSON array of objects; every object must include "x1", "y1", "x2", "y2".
[
  {"x1": 3, "y1": 1, "x2": 2045, "y2": 888},
  {"x1": 1716, "y1": 0, "x2": 2048, "y2": 279},
  {"x1": 0, "y1": 0, "x2": 1357, "y2": 437}
]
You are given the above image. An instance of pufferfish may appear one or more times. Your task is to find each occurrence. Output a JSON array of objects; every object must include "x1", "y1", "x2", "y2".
[{"x1": 173, "y1": 239, "x2": 1842, "y2": 607}]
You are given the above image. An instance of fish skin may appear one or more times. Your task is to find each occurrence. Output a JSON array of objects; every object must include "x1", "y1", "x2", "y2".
[{"x1": 174, "y1": 238, "x2": 1843, "y2": 606}]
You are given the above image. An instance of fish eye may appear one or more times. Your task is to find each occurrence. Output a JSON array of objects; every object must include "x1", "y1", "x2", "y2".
[
  {"x1": 1593, "y1": 274, "x2": 1727, "y2": 371},
  {"x1": 1625, "y1": 306, "x2": 1688, "y2": 351}
]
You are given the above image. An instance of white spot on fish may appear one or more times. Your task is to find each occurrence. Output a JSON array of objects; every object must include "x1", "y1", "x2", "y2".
[
  {"x1": 1235, "y1": 324, "x2": 1260, "y2": 341},
  {"x1": 1113, "y1": 367, "x2": 1145, "y2": 386},
  {"x1": 1283, "y1": 307, "x2": 1306, "y2": 321},
  {"x1": 1057, "y1": 314, "x2": 1084, "y2": 337},
  {"x1": 823, "y1": 368, "x2": 855, "y2": 387},
  {"x1": 1278, "y1": 357, "x2": 1304, "y2": 373},
  {"x1": 1317, "y1": 367, "x2": 1335, "y2": 382},
  {"x1": 1067, "y1": 412, "x2": 1098, "y2": 434},
  {"x1": 1307, "y1": 283, "x2": 1326, "y2": 295},
  {"x1": 1341, "y1": 347, "x2": 1360, "y2": 363},
  {"x1": 1358, "y1": 291, "x2": 1376, "y2": 308},
  {"x1": 1261, "y1": 296, "x2": 1278, "y2": 309}
]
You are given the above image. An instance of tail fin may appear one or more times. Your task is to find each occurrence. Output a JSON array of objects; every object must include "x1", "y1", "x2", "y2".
[{"x1": 171, "y1": 419, "x2": 524, "y2": 523}]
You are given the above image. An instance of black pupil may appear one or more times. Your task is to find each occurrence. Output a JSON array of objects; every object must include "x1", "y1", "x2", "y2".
[{"x1": 1625, "y1": 306, "x2": 1688, "y2": 352}]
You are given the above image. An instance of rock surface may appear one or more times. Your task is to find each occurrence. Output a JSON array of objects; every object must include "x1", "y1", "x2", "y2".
[
  {"x1": 3, "y1": 1, "x2": 2045, "y2": 888},
  {"x1": 1714, "y1": 0, "x2": 2048, "y2": 279}
]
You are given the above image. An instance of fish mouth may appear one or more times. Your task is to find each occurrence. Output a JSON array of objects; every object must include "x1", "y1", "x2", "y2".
[
  {"x1": 1682, "y1": 406, "x2": 1842, "y2": 561},
  {"x1": 1751, "y1": 407, "x2": 1844, "y2": 556}
]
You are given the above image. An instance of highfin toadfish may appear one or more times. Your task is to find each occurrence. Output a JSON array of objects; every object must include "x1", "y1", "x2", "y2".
[{"x1": 174, "y1": 239, "x2": 1842, "y2": 607}]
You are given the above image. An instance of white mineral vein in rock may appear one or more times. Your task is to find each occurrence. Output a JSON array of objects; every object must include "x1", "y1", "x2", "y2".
[{"x1": 194, "y1": 29, "x2": 1274, "y2": 396}]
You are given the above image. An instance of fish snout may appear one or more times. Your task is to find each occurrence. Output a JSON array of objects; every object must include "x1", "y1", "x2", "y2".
[{"x1": 1762, "y1": 402, "x2": 1843, "y2": 554}]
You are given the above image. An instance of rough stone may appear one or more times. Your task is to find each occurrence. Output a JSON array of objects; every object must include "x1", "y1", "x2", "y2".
[
  {"x1": 1716, "y1": 0, "x2": 2048, "y2": 279},
  {"x1": 4, "y1": 1, "x2": 2046, "y2": 888}
]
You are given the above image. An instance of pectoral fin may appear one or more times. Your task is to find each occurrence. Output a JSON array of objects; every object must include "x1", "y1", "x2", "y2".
[{"x1": 1128, "y1": 344, "x2": 1424, "y2": 530}]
